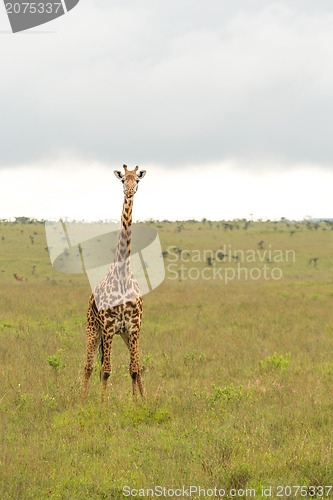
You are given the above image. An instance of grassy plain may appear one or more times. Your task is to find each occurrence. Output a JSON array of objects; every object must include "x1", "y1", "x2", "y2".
[{"x1": 0, "y1": 219, "x2": 333, "y2": 499}]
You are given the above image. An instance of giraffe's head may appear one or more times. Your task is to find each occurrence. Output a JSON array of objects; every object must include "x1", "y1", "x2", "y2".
[{"x1": 114, "y1": 165, "x2": 146, "y2": 198}]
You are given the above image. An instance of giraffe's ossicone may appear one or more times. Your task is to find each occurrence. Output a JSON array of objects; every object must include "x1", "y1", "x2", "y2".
[{"x1": 81, "y1": 165, "x2": 147, "y2": 403}]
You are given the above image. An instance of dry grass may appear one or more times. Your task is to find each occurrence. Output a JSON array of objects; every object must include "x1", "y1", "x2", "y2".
[{"x1": 0, "y1": 220, "x2": 333, "y2": 498}]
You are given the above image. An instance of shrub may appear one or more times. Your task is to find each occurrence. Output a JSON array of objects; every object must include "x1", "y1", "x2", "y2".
[{"x1": 259, "y1": 352, "x2": 291, "y2": 372}]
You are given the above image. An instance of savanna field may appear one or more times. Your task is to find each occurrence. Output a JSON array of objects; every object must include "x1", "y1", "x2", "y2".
[{"x1": 1, "y1": 219, "x2": 333, "y2": 499}]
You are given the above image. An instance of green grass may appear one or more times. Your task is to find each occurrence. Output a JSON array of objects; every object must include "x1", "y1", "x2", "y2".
[{"x1": 0, "y1": 219, "x2": 333, "y2": 498}]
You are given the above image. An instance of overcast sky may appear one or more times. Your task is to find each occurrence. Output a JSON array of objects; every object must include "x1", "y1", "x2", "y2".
[{"x1": 1, "y1": 1, "x2": 332, "y2": 220}]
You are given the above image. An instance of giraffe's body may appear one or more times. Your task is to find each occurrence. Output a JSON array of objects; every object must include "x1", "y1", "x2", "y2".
[{"x1": 82, "y1": 165, "x2": 146, "y2": 403}]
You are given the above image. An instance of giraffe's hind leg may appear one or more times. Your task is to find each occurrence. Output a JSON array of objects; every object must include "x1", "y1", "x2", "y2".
[
  {"x1": 81, "y1": 310, "x2": 100, "y2": 402},
  {"x1": 121, "y1": 328, "x2": 145, "y2": 402}
]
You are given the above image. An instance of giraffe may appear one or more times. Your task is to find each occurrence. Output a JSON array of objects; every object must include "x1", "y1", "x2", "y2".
[{"x1": 81, "y1": 165, "x2": 147, "y2": 403}]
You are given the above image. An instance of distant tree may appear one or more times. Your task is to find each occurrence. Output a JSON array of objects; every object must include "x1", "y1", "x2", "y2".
[
  {"x1": 222, "y1": 223, "x2": 234, "y2": 231},
  {"x1": 324, "y1": 220, "x2": 333, "y2": 230},
  {"x1": 216, "y1": 251, "x2": 226, "y2": 261},
  {"x1": 15, "y1": 216, "x2": 31, "y2": 224}
]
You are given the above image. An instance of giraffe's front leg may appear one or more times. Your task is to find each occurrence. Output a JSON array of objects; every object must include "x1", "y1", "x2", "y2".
[
  {"x1": 100, "y1": 331, "x2": 114, "y2": 404},
  {"x1": 81, "y1": 312, "x2": 100, "y2": 403},
  {"x1": 129, "y1": 329, "x2": 145, "y2": 402},
  {"x1": 120, "y1": 327, "x2": 145, "y2": 402}
]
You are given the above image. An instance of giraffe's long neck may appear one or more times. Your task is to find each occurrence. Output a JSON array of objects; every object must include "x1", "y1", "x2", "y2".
[{"x1": 114, "y1": 195, "x2": 133, "y2": 263}]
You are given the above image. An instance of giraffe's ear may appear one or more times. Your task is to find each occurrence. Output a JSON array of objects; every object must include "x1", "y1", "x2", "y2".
[
  {"x1": 137, "y1": 170, "x2": 146, "y2": 180},
  {"x1": 114, "y1": 170, "x2": 124, "y2": 180}
]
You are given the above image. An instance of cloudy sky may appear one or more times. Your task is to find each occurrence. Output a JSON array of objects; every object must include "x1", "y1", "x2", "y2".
[{"x1": 1, "y1": 0, "x2": 333, "y2": 221}]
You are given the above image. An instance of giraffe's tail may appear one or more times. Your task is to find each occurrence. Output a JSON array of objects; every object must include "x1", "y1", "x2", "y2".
[{"x1": 98, "y1": 328, "x2": 103, "y2": 380}]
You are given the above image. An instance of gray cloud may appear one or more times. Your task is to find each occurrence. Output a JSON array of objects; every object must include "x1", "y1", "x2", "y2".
[{"x1": 1, "y1": 0, "x2": 333, "y2": 170}]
